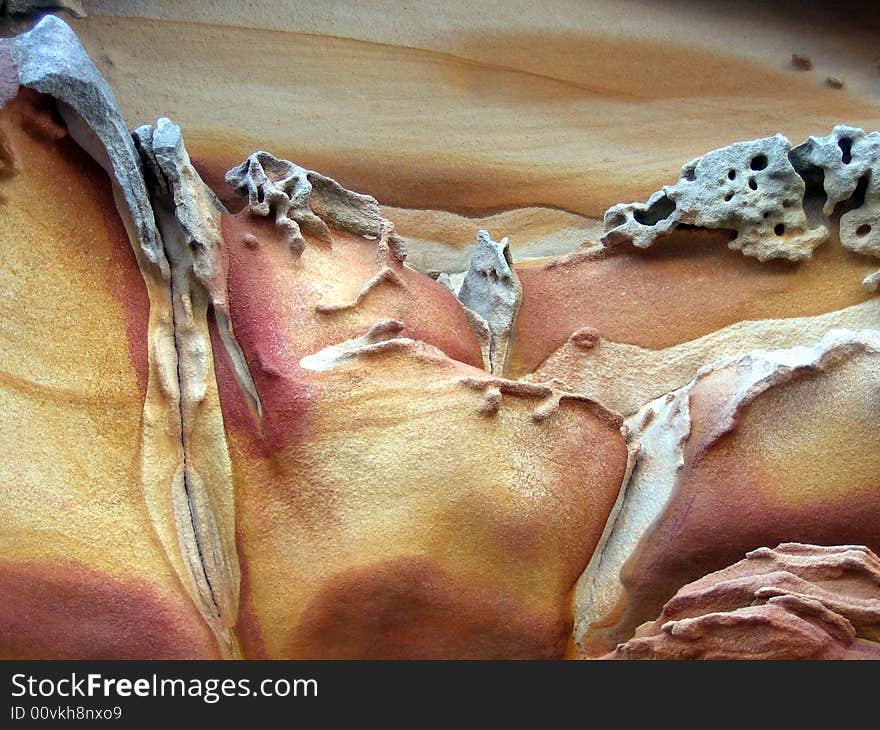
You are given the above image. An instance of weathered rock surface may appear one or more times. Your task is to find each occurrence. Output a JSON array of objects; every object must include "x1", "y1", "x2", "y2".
[
  {"x1": 0, "y1": 81, "x2": 217, "y2": 659},
  {"x1": 510, "y1": 230, "x2": 876, "y2": 379},
  {"x1": 66, "y1": 2, "x2": 880, "y2": 223},
  {"x1": 576, "y1": 329, "x2": 880, "y2": 655},
  {"x1": 790, "y1": 125, "x2": 880, "y2": 289},
  {"x1": 602, "y1": 126, "x2": 880, "y2": 289},
  {"x1": 456, "y1": 231, "x2": 522, "y2": 374},
  {"x1": 133, "y1": 117, "x2": 242, "y2": 656},
  {"x1": 602, "y1": 134, "x2": 827, "y2": 261},
  {"x1": 223, "y1": 332, "x2": 628, "y2": 658},
  {"x1": 212, "y1": 189, "x2": 628, "y2": 656},
  {"x1": 1, "y1": 11, "x2": 878, "y2": 661},
  {"x1": 224, "y1": 151, "x2": 394, "y2": 256},
  {"x1": 526, "y1": 298, "x2": 880, "y2": 415},
  {"x1": 602, "y1": 544, "x2": 880, "y2": 660}
]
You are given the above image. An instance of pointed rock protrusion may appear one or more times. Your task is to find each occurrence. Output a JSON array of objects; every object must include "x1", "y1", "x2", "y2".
[{"x1": 457, "y1": 230, "x2": 521, "y2": 375}]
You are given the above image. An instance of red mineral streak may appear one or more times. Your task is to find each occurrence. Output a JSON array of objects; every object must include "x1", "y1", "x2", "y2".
[
  {"x1": 218, "y1": 214, "x2": 317, "y2": 454},
  {"x1": 100, "y1": 175, "x2": 151, "y2": 401},
  {"x1": 231, "y1": 533, "x2": 269, "y2": 660},
  {"x1": 207, "y1": 311, "x2": 265, "y2": 452},
  {"x1": 285, "y1": 556, "x2": 570, "y2": 660},
  {"x1": 0, "y1": 560, "x2": 218, "y2": 660}
]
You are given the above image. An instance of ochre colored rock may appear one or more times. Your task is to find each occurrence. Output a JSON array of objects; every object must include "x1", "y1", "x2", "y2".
[
  {"x1": 212, "y1": 311, "x2": 629, "y2": 658},
  {"x1": 0, "y1": 88, "x2": 219, "y2": 659},
  {"x1": 2, "y1": 13, "x2": 879, "y2": 661},
  {"x1": 510, "y1": 231, "x2": 876, "y2": 379}
]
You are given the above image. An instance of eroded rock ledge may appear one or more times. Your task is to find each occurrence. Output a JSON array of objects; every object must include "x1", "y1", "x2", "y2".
[
  {"x1": 0, "y1": 13, "x2": 877, "y2": 661},
  {"x1": 601, "y1": 127, "x2": 880, "y2": 290},
  {"x1": 576, "y1": 329, "x2": 880, "y2": 655},
  {"x1": 602, "y1": 543, "x2": 880, "y2": 660}
]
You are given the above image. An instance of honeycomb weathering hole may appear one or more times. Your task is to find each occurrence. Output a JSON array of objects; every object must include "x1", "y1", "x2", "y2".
[
  {"x1": 839, "y1": 137, "x2": 853, "y2": 165},
  {"x1": 633, "y1": 194, "x2": 677, "y2": 226}
]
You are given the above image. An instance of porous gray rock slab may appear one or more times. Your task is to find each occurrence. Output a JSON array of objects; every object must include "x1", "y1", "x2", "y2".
[
  {"x1": 790, "y1": 125, "x2": 880, "y2": 288},
  {"x1": 790, "y1": 125, "x2": 880, "y2": 215},
  {"x1": 602, "y1": 134, "x2": 826, "y2": 261},
  {"x1": 602, "y1": 126, "x2": 880, "y2": 288}
]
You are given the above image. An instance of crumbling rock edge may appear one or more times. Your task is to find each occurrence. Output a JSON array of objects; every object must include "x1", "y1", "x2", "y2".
[
  {"x1": 574, "y1": 328, "x2": 880, "y2": 648},
  {"x1": 300, "y1": 319, "x2": 624, "y2": 428},
  {"x1": 601, "y1": 543, "x2": 880, "y2": 660},
  {"x1": 601, "y1": 126, "x2": 880, "y2": 290},
  {"x1": 2, "y1": 14, "x2": 879, "y2": 660}
]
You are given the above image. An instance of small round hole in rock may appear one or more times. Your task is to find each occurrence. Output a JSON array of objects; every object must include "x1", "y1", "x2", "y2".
[
  {"x1": 724, "y1": 193, "x2": 733, "y2": 202},
  {"x1": 750, "y1": 154, "x2": 768, "y2": 171},
  {"x1": 683, "y1": 166, "x2": 696, "y2": 181},
  {"x1": 774, "y1": 223, "x2": 786, "y2": 236},
  {"x1": 748, "y1": 178, "x2": 757, "y2": 190},
  {"x1": 728, "y1": 170, "x2": 736, "y2": 180},
  {"x1": 856, "y1": 223, "x2": 872, "y2": 237}
]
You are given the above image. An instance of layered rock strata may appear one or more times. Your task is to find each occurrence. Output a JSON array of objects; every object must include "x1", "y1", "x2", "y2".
[{"x1": 0, "y1": 14, "x2": 877, "y2": 660}]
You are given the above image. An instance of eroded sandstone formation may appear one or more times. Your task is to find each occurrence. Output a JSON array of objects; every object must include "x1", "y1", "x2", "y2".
[
  {"x1": 575, "y1": 330, "x2": 880, "y2": 655},
  {"x1": 0, "y1": 12, "x2": 877, "y2": 660},
  {"x1": 601, "y1": 544, "x2": 880, "y2": 660}
]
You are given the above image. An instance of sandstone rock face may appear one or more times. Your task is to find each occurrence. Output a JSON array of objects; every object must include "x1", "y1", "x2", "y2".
[
  {"x1": 509, "y1": 233, "x2": 876, "y2": 379},
  {"x1": 0, "y1": 9, "x2": 878, "y2": 660},
  {"x1": 576, "y1": 330, "x2": 880, "y2": 655},
  {"x1": 602, "y1": 544, "x2": 880, "y2": 660},
  {"x1": 0, "y1": 61, "x2": 217, "y2": 660}
]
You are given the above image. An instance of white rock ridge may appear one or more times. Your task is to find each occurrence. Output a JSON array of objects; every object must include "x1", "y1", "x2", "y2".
[{"x1": 456, "y1": 230, "x2": 522, "y2": 375}]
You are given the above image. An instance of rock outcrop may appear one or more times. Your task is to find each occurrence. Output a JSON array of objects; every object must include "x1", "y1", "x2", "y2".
[
  {"x1": 602, "y1": 127, "x2": 880, "y2": 290},
  {"x1": 0, "y1": 12, "x2": 878, "y2": 661},
  {"x1": 576, "y1": 329, "x2": 880, "y2": 655},
  {"x1": 456, "y1": 231, "x2": 522, "y2": 374},
  {"x1": 602, "y1": 543, "x2": 880, "y2": 660}
]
